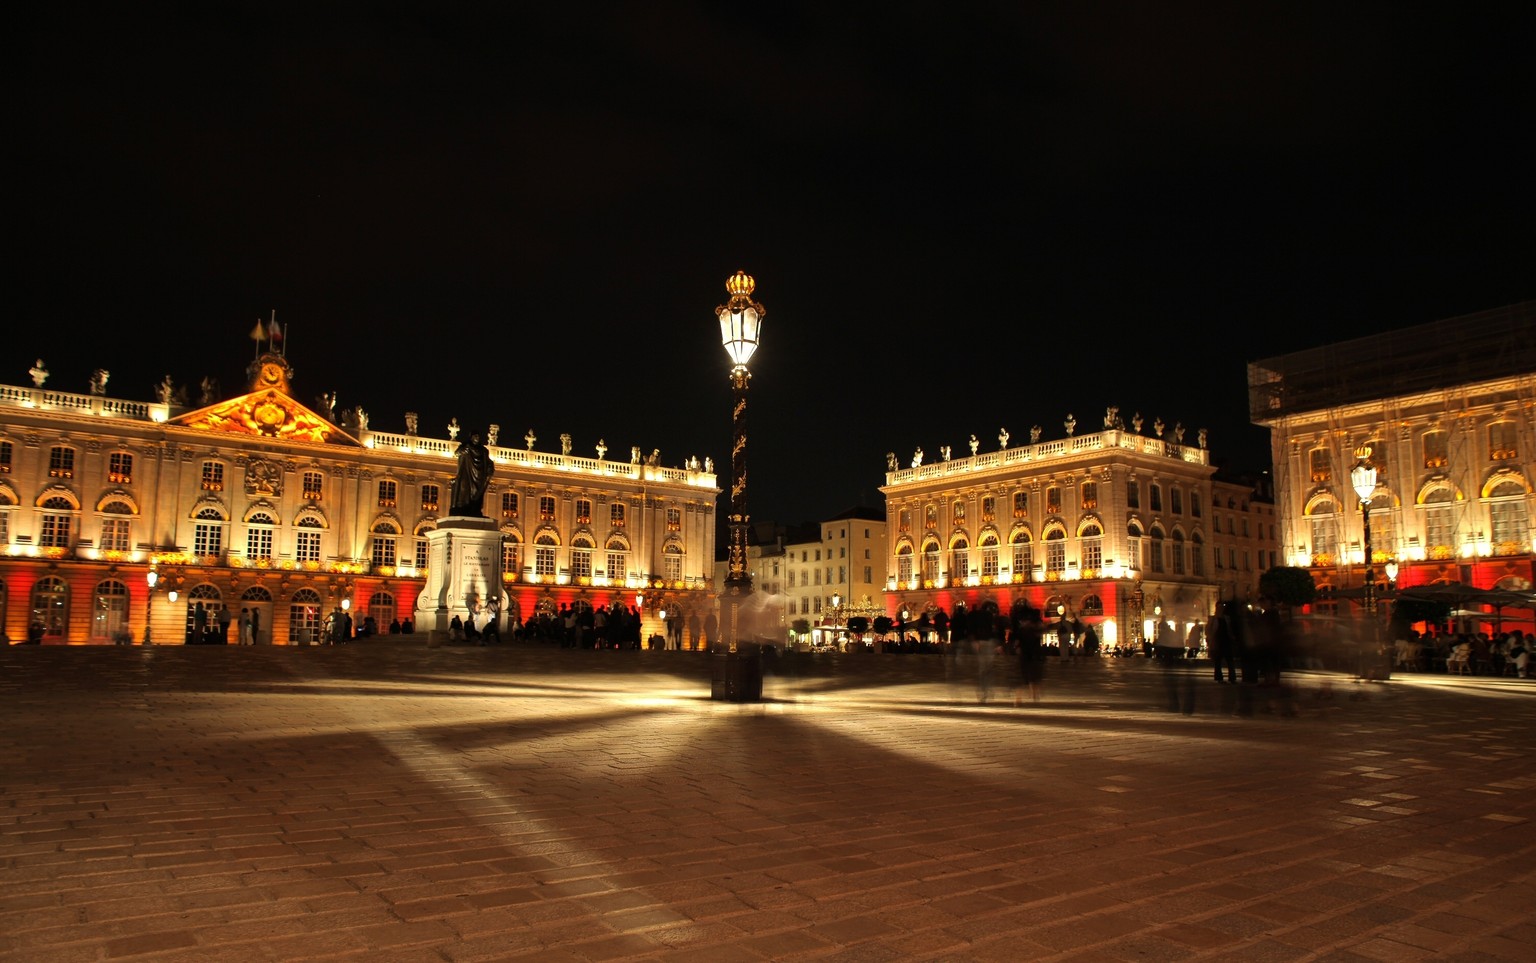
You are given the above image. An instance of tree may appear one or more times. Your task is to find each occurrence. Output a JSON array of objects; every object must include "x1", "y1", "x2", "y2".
[{"x1": 1258, "y1": 566, "x2": 1317, "y2": 610}]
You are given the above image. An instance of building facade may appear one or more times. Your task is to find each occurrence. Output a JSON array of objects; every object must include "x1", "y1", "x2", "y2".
[
  {"x1": 1248, "y1": 301, "x2": 1536, "y2": 605},
  {"x1": 0, "y1": 350, "x2": 719, "y2": 644},
  {"x1": 880, "y1": 417, "x2": 1220, "y2": 650},
  {"x1": 1209, "y1": 471, "x2": 1279, "y2": 607}
]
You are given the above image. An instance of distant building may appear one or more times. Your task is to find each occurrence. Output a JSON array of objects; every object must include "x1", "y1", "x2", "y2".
[
  {"x1": 879, "y1": 415, "x2": 1221, "y2": 651},
  {"x1": 1248, "y1": 300, "x2": 1536, "y2": 605},
  {"x1": 0, "y1": 347, "x2": 718, "y2": 644}
]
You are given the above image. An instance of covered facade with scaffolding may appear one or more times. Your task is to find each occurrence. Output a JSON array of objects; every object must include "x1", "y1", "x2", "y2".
[{"x1": 1248, "y1": 301, "x2": 1536, "y2": 611}]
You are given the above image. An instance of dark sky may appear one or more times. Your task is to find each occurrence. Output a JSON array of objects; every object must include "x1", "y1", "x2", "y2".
[{"x1": 17, "y1": 3, "x2": 1535, "y2": 524}]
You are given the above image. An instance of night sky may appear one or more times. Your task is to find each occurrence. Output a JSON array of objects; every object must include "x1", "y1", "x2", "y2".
[{"x1": 17, "y1": 4, "x2": 1534, "y2": 525}]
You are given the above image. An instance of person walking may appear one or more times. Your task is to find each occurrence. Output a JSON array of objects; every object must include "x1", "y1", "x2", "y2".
[
  {"x1": 216, "y1": 605, "x2": 232, "y2": 644},
  {"x1": 1012, "y1": 601, "x2": 1045, "y2": 705},
  {"x1": 1209, "y1": 604, "x2": 1238, "y2": 683}
]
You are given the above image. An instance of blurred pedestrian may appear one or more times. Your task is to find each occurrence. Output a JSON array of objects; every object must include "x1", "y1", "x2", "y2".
[{"x1": 1012, "y1": 601, "x2": 1045, "y2": 705}]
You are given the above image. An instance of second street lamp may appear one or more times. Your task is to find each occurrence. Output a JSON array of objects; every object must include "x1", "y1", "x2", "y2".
[
  {"x1": 712, "y1": 270, "x2": 766, "y2": 702},
  {"x1": 1350, "y1": 445, "x2": 1382, "y2": 678}
]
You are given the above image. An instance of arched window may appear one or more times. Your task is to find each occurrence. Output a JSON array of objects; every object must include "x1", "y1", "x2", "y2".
[
  {"x1": 534, "y1": 533, "x2": 558, "y2": 579},
  {"x1": 98, "y1": 499, "x2": 134, "y2": 554},
  {"x1": 1043, "y1": 527, "x2": 1066, "y2": 575},
  {"x1": 38, "y1": 495, "x2": 76, "y2": 549},
  {"x1": 502, "y1": 530, "x2": 523, "y2": 579},
  {"x1": 184, "y1": 584, "x2": 224, "y2": 642},
  {"x1": 896, "y1": 542, "x2": 914, "y2": 586},
  {"x1": 1149, "y1": 526, "x2": 1166, "y2": 574},
  {"x1": 289, "y1": 588, "x2": 323, "y2": 644},
  {"x1": 92, "y1": 579, "x2": 130, "y2": 641},
  {"x1": 604, "y1": 535, "x2": 628, "y2": 583},
  {"x1": 1079, "y1": 594, "x2": 1104, "y2": 616},
  {"x1": 571, "y1": 534, "x2": 595, "y2": 581},
  {"x1": 1078, "y1": 521, "x2": 1103, "y2": 573},
  {"x1": 663, "y1": 541, "x2": 684, "y2": 584},
  {"x1": 246, "y1": 511, "x2": 277, "y2": 561},
  {"x1": 31, "y1": 575, "x2": 68, "y2": 638},
  {"x1": 1010, "y1": 530, "x2": 1033, "y2": 581},
  {"x1": 1487, "y1": 477, "x2": 1530, "y2": 553},
  {"x1": 370, "y1": 518, "x2": 400, "y2": 569},
  {"x1": 1305, "y1": 494, "x2": 1341, "y2": 563},
  {"x1": 1127, "y1": 521, "x2": 1144, "y2": 572},
  {"x1": 950, "y1": 536, "x2": 970, "y2": 583},
  {"x1": 368, "y1": 591, "x2": 396, "y2": 631},
  {"x1": 194, "y1": 506, "x2": 226, "y2": 558},
  {"x1": 295, "y1": 514, "x2": 324, "y2": 564},
  {"x1": 1420, "y1": 486, "x2": 1456, "y2": 558},
  {"x1": 920, "y1": 539, "x2": 941, "y2": 584}
]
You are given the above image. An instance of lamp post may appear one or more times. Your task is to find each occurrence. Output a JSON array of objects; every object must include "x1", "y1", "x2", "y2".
[
  {"x1": 716, "y1": 270, "x2": 764, "y2": 652},
  {"x1": 1351, "y1": 445, "x2": 1380, "y2": 677},
  {"x1": 832, "y1": 592, "x2": 843, "y2": 649},
  {"x1": 144, "y1": 564, "x2": 158, "y2": 646}
]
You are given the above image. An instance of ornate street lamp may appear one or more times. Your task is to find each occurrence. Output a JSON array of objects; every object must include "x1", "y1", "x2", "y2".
[
  {"x1": 144, "y1": 564, "x2": 158, "y2": 646},
  {"x1": 1350, "y1": 446, "x2": 1378, "y2": 616},
  {"x1": 1351, "y1": 446, "x2": 1381, "y2": 678},
  {"x1": 832, "y1": 592, "x2": 843, "y2": 647},
  {"x1": 716, "y1": 270, "x2": 764, "y2": 651}
]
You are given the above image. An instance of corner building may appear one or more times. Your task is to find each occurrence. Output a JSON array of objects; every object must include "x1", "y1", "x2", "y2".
[
  {"x1": 0, "y1": 350, "x2": 718, "y2": 644},
  {"x1": 1248, "y1": 301, "x2": 1535, "y2": 602},
  {"x1": 880, "y1": 419, "x2": 1218, "y2": 650}
]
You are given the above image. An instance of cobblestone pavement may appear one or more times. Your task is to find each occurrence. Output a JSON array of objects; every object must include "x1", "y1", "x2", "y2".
[{"x1": 1, "y1": 642, "x2": 1533, "y2": 962}]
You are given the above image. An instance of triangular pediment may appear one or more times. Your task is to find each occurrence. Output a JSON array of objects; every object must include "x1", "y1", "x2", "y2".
[{"x1": 171, "y1": 388, "x2": 362, "y2": 446}]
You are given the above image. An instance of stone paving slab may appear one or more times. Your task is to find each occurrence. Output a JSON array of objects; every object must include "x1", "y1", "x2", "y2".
[{"x1": 1, "y1": 643, "x2": 1532, "y2": 961}]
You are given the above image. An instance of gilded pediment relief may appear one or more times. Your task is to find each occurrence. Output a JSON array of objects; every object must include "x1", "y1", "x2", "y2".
[{"x1": 172, "y1": 389, "x2": 362, "y2": 446}]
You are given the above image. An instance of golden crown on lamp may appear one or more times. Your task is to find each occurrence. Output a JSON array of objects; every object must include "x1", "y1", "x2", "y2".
[{"x1": 725, "y1": 270, "x2": 755, "y2": 296}]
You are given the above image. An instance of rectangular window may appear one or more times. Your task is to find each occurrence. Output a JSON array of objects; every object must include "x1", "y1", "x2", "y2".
[
  {"x1": 1170, "y1": 487, "x2": 1182, "y2": 515},
  {"x1": 371, "y1": 536, "x2": 396, "y2": 567},
  {"x1": 610, "y1": 502, "x2": 625, "y2": 527},
  {"x1": 572, "y1": 547, "x2": 592, "y2": 579},
  {"x1": 575, "y1": 499, "x2": 592, "y2": 525},
  {"x1": 980, "y1": 545, "x2": 999, "y2": 578},
  {"x1": 1080, "y1": 482, "x2": 1097, "y2": 510},
  {"x1": 247, "y1": 527, "x2": 274, "y2": 560},
  {"x1": 535, "y1": 545, "x2": 556, "y2": 577},
  {"x1": 194, "y1": 522, "x2": 223, "y2": 557},
  {"x1": 951, "y1": 548, "x2": 968, "y2": 581},
  {"x1": 39, "y1": 513, "x2": 71, "y2": 548},
  {"x1": 1046, "y1": 540, "x2": 1065, "y2": 573},
  {"x1": 1150, "y1": 538, "x2": 1165, "y2": 573},
  {"x1": 1489, "y1": 422, "x2": 1518, "y2": 461},
  {"x1": 201, "y1": 461, "x2": 224, "y2": 491},
  {"x1": 539, "y1": 496, "x2": 556, "y2": 521},
  {"x1": 378, "y1": 480, "x2": 397, "y2": 508},
  {"x1": 502, "y1": 492, "x2": 519, "y2": 519},
  {"x1": 296, "y1": 530, "x2": 321, "y2": 563},
  {"x1": 981, "y1": 496, "x2": 995, "y2": 521},
  {"x1": 303, "y1": 470, "x2": 324, "y2": 499},
  {"x1": 1012, "y1": 541, "x2": 1032, "y2": 577},
  {"x1": 502, "y1": 541, "x2": 520, "y2": 574},
  {"x1": 1126, "y1": 481, "x2": 1139, "y2": 509},
  {"x1": 1172, "y1": 540, "x2": 1185, "y2": 575},
  {"x1": 667, "y1": 508, "x2": 681, "y2": 531},
  {"x1": 1150, "y1": 485, "x2": 1163, "y2": 512},
  {"x1": 50, "y1": 446, "x2": 75, "y2": 479},
  {"x1": 1191, "y1": 544, "x2": 1205, "y2": 577},
  {"x1": 665, "y1": 553, "x2": 682, "y2": 583},
  {"x1": 1045, "y1": 487, "x2": 1060, "y2": 514},
  {"x1": 100, "y1": 517, "x2": 131, "y2": 553},
  {"x1": 108, "y1": 452, "x2": 133, "y2": 484},
  {"x1": 1423, "y1": 431, "x2": 1449, "y2": 470},
  {"x1": 1309, "y1": 448, "x2": 1332, "y2": 483},
  {"x1": 421, "y1": 484, "x2": 439, "y2": 513},
  {"x1": 1425, "y1": 505, "x2": 1454, "y2": 554},
  {"x1": 0, "y1": 440, "x2": 11, "y2": 473},
  {"x1": 1081, "y1": 537, "x2": 1102, "y2": 572},
  {"x1": 415, "y1": 538, "x2": 429, "y2": 570},
  {"x1": 607, "y1": 551, "x2": 625, "y2": 581}
]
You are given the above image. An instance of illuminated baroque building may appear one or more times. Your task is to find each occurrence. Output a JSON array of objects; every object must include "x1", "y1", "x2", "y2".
[
  {"x1": 1248, "y1": 301, "x2": 1536, "y2": 603},
  {"x1": 880, "y1": 416, "x2": 1220, "y2": 650},
  {"x1": 0, "y1": 347, "x2": 718, "y2": 644}
]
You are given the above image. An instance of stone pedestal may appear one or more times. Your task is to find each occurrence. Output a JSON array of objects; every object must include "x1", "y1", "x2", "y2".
[{"x1": 413, "y1": 516, "x2": 505, "y2": 643}]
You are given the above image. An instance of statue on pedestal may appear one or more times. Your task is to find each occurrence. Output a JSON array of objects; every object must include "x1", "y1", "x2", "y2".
[{"x1": 449, "y1": 432, "x2": 494, "y2": 517}]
